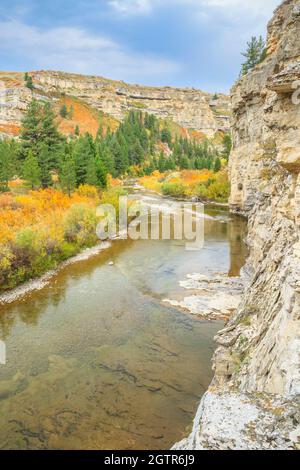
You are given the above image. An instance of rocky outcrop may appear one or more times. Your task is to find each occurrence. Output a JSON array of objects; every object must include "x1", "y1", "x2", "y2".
[
  {"x1": 174, "y1": 0, "x2": 300, "y2": 450},
  {"x1": 0, "y1": 70, "x2": 230, "y2": 139}
]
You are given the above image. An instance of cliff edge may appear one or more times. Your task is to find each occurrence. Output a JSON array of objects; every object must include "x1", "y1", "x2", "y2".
[
  {"x1": 0, "y1": 70, "x2": 230, "y2": 139},
  {"x1": 174, "y1": 0, "x2": 300, "y2": 450}
]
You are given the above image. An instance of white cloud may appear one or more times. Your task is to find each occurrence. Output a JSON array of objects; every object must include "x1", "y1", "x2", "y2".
[
  {"x1": 109, "y1": 0, "x2": 281, "y2": 21},
  {"x1": 0, "y1": 20, "x2": 179, "y2": 83},
  {"x1": 109, "y1": 0, "x2": 151, "y2": 15}
]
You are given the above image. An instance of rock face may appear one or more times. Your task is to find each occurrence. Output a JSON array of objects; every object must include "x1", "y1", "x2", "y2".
[
  {"x1": 174, "y1": 0, "x2": 300, "y2": 450},
  {"x1": 0, "y1": 70, "x2": 230, "y2": 139}
]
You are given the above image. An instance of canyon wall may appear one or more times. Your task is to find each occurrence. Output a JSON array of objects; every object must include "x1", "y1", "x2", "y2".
[
  {"x1": 0, "y1": 71, "x2": 230, "y2": 139},
  {"x1": 175, "y1": 0, "x2": 300, "y2": 450}
]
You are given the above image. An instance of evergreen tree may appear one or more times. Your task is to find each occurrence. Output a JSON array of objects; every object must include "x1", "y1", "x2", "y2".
[
  {"x1": 24, "y1": 72, "x2": 34, "y2": 90},
  {"x1": 0, "y1": 141, "x2": 15, "y2": 190},
  {"x1": 214, "y1": 157, "x2": 222, "y2": 173},
  {"x1": 131, "y1": 141, "x2": 145, "y2": 165},
  {"x1": 86, "y1": 157, "x2": 98, "y2": 186},
  {"x1": 113, "y1": 140, "x2": 127, "y2": 176},
  {"x1": 60, "y1": 153, "x2": 76, "y2": 196},
  {"x1": 180, "y1": 155, "x2": 190, "y2": 170},
  {"x1": 241, "y1": 36, "x2": 266, "y2": 76},
  {"x1": 23, "y1": 150, "x2": 41, "y2": 189},
  {"x1": 75, "y1": 125, "x2": 80, "y2": 137},
  {"x1": 60, "y1": 104, "x2": 68, "y2": 118},
  {"x1": 161, "y1": 127, "x2": 172, "y2": 146},
  {"x1": 98, "y1": 146, "x2": 115, "y2": 176},
  {"x1": 20, "y1": 99, "x2": 62, "y2": 164},
  {"x1": 73, "y1": 133, "x2": 96, "y2": 185},
  {"x1": 38, "y1": 144, "x2": 52, "y2": 188},
  {"x1": 96, "y1": 157, "x2": 108, "y2": 188}
]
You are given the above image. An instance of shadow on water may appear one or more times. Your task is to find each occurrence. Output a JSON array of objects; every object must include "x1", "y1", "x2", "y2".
[{"x1": 0, "y1": 197, "x2": 247, "y2": 450}]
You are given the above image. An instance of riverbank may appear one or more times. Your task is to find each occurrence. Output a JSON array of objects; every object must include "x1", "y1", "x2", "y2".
[
  {"x1": 0, "y1": 185, "x2": 126, "y2": 296},
  {"x1": 139, "y1": 169, "x2": 230, "y2": 203},
  {"x1": 0, "y1": 196, "x2": 235, "y2": 450},
  {"x1": 0, "y1": 241, "x2": 111, "y2": 305}
]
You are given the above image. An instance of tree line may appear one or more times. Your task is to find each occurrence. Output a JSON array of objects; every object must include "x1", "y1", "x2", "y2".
[{"x1": 0, "y1": 99, "x2": 231, "y2": 194}]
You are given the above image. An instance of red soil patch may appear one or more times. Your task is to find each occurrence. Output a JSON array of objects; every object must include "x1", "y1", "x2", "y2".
[
  {"x1": 0, "y1": 124, "x2": 21, "y2": 136},
  {"x1": 56, "y1": 96, "x2": 119, "y2": 138}
]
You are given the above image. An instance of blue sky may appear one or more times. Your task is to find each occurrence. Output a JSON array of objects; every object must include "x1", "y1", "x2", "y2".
[{"x1": 0, "y1": 0, "x2": 281, "y2": 93}]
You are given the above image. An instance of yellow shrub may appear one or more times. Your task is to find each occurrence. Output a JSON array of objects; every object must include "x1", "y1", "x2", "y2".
[{"x1": 76, "y1": 184, "x2": 99, "y2": 199}]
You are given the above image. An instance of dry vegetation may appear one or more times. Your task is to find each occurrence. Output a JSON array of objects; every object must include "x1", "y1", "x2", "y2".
[
  {"x1": 0, "y1": 182, "x2": 123, "y2": 292},
  {"x1": 139, "y1": 169, "x2": 230, "y2": 202}
]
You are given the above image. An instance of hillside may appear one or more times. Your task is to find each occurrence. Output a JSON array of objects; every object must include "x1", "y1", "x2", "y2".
[{"x1": 0, "y1": 70, "x2": 230, "y2": 140}]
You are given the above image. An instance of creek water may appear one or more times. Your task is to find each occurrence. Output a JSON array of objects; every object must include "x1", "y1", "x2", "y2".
[{"x1": 0, "y1": 192, "x2": 247, "y2": 450}]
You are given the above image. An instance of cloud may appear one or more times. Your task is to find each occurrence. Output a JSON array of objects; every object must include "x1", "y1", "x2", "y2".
[
  {"x1": 108, "y1": 0, "x2": 280, "y2": 21},
  {"x1": 108, "y1": 0, "x2": 151, "y2": 15},
  {"x1": 0, "y1": 19, "x2": 179, "y2": 83}
]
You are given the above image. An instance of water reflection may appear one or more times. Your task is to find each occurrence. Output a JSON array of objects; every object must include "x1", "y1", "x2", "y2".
[{"x1": 0, "y1": 196, "x2": 247, "y2": 450}]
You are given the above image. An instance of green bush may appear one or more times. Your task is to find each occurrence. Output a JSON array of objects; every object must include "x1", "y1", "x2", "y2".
[
  {"x1": 59, "y1": 241, "x2": 79, "y2": 260},
  {"x1": 161, "y1": 182, "x2": 187, "y2": 198},
  {"x1": 195, "y1": 179, "x2": 230, "y2": 202},
  {"x1": 64, "y1": 204, "x2": 98, "y2": 246},
  {"x1": 206, "y1": 181, "x2": 230, "y2": 202}
]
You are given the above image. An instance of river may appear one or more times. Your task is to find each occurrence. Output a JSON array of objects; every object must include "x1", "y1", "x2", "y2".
[{"x1": 0, "y1": 192, "x2": 247, "y2": 450}]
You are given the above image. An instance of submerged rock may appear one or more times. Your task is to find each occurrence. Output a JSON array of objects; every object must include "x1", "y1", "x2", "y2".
[
  {"x1": 164, "y1": 273, "x2": 243, "y2": 320},
  {"x1": 0, "y1": 372, "x2": 26, "y2": 399}
]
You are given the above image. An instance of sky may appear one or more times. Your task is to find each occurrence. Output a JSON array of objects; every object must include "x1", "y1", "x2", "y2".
[{"x1": 0, "y1": 0, "x2": 282, "y2": 93}]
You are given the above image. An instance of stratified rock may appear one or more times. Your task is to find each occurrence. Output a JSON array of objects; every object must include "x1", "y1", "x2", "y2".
[
  {"x1": 175, "y1": 0, "x2": 300, "y2": 450},
  {"x1": 0, "y1": 70, "x2": 230, "y2": 138}
]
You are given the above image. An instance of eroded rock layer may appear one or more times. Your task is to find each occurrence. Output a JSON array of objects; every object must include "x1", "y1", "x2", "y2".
[
  {"x1": 0, "y1": 70, "x2": 230, "y2": 139},
  {"x1": 175, "y1": 0, "x2": 300, "y2": 450}
]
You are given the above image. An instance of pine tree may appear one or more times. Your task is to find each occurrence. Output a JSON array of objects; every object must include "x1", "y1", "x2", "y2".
[
  {"x1": 86, "y1": 157, "x2": 98, "y2": 186},
  {"x1": 73, "y1": 133, "x2": 96, "y2": 185},
  {"x1": 130, "y1": 141, "x2": 144, "y2": 166},
  {"x1": 60, "y1": 153, "x2": 76, "y2": 196},
  {"x1": 96, "y1": 157, "x2": 108, "y2": 188},
  {"x1": 75, "y1": 125, "x2": 80, "y2": 136},
  {"x1": 241, "y1": 36, "x2": 266, "y2": 76},
  {"x1": 214, "y1": 157, "x2": 222, "y2": 173},
  {"x1": 0, "y1": 141, "x2": 15, "y2": 191},
  {"x1": 161, "y1": 127, "x2": 172, "y2": 146},
  {"x1": 38, "y1": 144, "x2": 53, "y2": 188},
  {"x1": 21, "y1": 99, "x2": 62, "y2": 163},
  {"x1": 23, "y1": 150, "x2": 41, "y2": 189},
  {"x1": 60, "y1": 104, "x2": 68, "y2": 118},
  {"x1": 180, "y1": 155, "x2": 190, "y2": 170},
  {"x1": 24, "y1": 72, "x2": 34, "y2": 90},
  {"x1": 98, "y1": 147, "x2": 115, "y2": 176},
  {"x1": 112, "y1": 139, "x2": 127, "y2": 176}
]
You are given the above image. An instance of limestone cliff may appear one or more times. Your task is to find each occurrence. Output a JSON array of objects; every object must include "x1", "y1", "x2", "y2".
[
  {"x1": 0, "y1": 70, "x2": 230, "y2": 139},
  {"x1": 175, "y1": 0, "x2": 300, "y2": 450}
]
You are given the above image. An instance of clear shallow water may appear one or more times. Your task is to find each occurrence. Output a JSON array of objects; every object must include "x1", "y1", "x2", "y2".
[{"x1": 0, "y1": 194, "x2": 247, "y2": 450}]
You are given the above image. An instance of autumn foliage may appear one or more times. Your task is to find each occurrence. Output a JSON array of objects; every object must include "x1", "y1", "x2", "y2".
[
  {"x1": 139, "y1": 169, "x2": 230, "y2": 201},
  {"x1": 0, "y1": 186, "x2": 122, "y2": 292}
]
